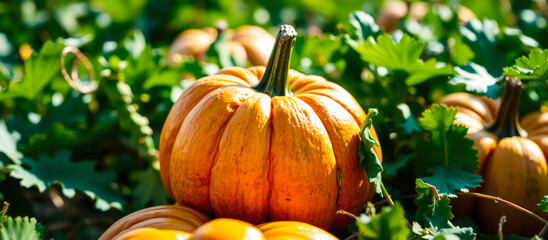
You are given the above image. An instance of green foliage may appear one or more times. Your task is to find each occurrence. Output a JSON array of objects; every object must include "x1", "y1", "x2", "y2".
[
  {"x1": 415, "y1": 104, "x2": 481, "y2": 196},
  {"x1": 413, "y1": 179, "x2": 476, "y2": 239},
  {"x1": 129, "y1": 167, "x2": 171, "y2": 211},
  {"x1": 347, "y1": 11, "x2": 381, "y2": 44},
  {"x1": 539, "y1": 195, "x2": 548, "y2": 212},
  {"x1": 18, "y1": 123, "x2": 76, "y2": 155},
  {"x1": 450, "y1": 63, "x2": 502, "y2": 98},
  {"x1": 359, "y1": 109, "x2": 383, "y2": 196},
  {"x1": 0, "y1": 40, "x2": 66, "y2": 101},
  {"x1": 350, "y1": 34, "x2": 454, "y2": 85},
  {"x1": 0, "y1": 216, "x2": 43, "y2": 240},
  {"x1": 1, "y1": 0, "x2": 547, "y2": 238},
  {"x1": 8, "y1": 151, "x2": 124, "y2": 211},
  {"x1": 459, "y1": 19, "x2": 504, "y2": 76},
  {"x1": 357, "y1": 203, "x2": 410, "y2": 240},
  {"x1": 504, "y1": 48, "x2": 548, "y2": 81},
  {"x1": 0, "y1": 121, "x2": 22, "y2": 164}
]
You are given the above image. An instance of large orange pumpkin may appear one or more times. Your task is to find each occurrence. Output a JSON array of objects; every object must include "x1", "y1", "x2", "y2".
[
  {"x1": 167, "y1": 24, "x2": 275, "y2": 66},
  {"x1": 98, "y1": 205, "x2": 210, "y2": 240},
  {"x1": 439, "y1": 77, "x2": 548, "y2": 236},
  {"x1": 159, "y1": 25, "x2": 382, "y2": 230}
]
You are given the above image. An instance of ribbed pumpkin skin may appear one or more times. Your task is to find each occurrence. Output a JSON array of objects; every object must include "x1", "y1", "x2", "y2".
[
  {"x1": 439, "y1": 93, "x2": 548, "y2": 235},
  {"x1": 159, "y1": 66, "x2": 382, "y2": 230},
  {"x1": 167, "y1": 26, "x2": 274, "y2": 66},
  {"x1": 98, "y1": 205, "x2": 210, "y2": 240},
  {"x1": 114, "y1": 228, "x2": 193, "y2": 240}
]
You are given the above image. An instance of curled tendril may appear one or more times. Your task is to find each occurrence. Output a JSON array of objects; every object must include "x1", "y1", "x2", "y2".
[{"x1": 60, "y1": 46, "x2": 103, "y2": 94}]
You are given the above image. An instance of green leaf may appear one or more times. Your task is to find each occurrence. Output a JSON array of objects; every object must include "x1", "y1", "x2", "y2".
[
  {"x1": 384, "y1": 154, "x2": 412, "y2": 177},
  {"x1": 416, "y1": 104, "x2": 478, "y2": 172},
  {"x1": 415, "y1": 104, "x2": 480, "y2": 196},
  {"x1": 459, "y1": 19, "x2": 504, "y2": 76},
  {"x1": 123, "y1": 46, "x2": 159, "y2": 89},
  {"x1": 0, "y1": 121, "x2": 22, "y2": 164},
  {"x1": 538, "y1": 195, "x2": 548, "y2": 212},
  {"x1": 359, "y1": 109, "x2": 383, "y2": 197},
  {"x1": 422, "y1": 165, "x2": 483, "y2": 197},
  {"x1": 418, "y1": 104, "x2": 458, "y2": 137},
  {"x1": 414, "y1": 179, "x2": 476, "y2": 240},
  {"x1": 98, "y1": 0, "x2": 148, "y2": 23},
  {"x1": 350, "y1": 34, "x2": 454, "y2": 85},
  {"x1": 0, "y1": 40, "x2": 66, "y2": 101},
  {"x1": 357, "y1": 203, "x2": 410, "y2": 240},
  {"x1": 450, "y1": 63, "x2": 503, "y2": 98},
  {"x1": 8, "y1": 151, "x2": 124, "y2": 211},
  {"x1": 129, "y1": 167, "x2": 171, "y2": 211},
  {"x1": 18, "y1": 123, "x2": 77, "y2": 155},
  {"x1": 347, "y1": 11, "x2": 381, "y2": 43},
  {"x1": 504, "y1": 48, "x2": 548, "y2": 81},
  {"x1": 460, "y1": 0, "x2": 506, "y2": 25},
  {"x1": 0, "y1": 216, "x2": 43, "y2": 240},
  {"x1": 397, "y1": 103, "x2": 420, "y2": 135}
]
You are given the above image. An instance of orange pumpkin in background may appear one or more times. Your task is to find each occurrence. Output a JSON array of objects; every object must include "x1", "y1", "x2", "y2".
[
  {"x1": 98, "y1": 205, "x2": 210, "y2": 240},
  {"x1": 159, "y1": 25, "x2": 382, "y2": 230},
  {"x1": 167, "y1": 23, "x2": 275, "y2": 66},
  {"x1": 439, "y1": 77, "x2": 548, "y2": 236}
]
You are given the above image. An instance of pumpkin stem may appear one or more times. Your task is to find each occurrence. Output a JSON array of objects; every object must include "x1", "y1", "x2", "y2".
[
  {"x1": 487, "y1": 76, "x2": 527, "y2": 138},
  {"x1": 253, "y1": 25, "x2": 296, "y2": 97}
]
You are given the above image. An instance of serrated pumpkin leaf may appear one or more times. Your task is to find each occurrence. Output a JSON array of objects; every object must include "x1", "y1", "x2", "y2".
[
  {"x1": 8, "y1": 151, "x2": 124, "y2": 211},
  {"x1": 0, "y1": 216, "x2": 43, "y2": 240},
  {"x1": 0, "y1": 120, "x2": 22, "y2": 164},
  {"x1": 0, "y1": 40, "x2": 66, "y2": 101}
]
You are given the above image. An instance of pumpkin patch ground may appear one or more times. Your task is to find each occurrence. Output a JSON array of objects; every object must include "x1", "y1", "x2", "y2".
[{"x1": 0, "y1": 0, "x2": 547, "y2": 239}]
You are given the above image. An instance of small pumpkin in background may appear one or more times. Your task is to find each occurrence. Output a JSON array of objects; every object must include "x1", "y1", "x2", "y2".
[
  {"x1": 439, "y1": 77, "x2": 548, "y2": 236},
  {"x1": 166, "y1": 22, "x2": 275, "y2": 66},
  {"x1": 98, "y1": 205, "x2": 210, "y2": 240},
  {"x1": 159, "y1": 25, "x2": 382, "y2": 230}
]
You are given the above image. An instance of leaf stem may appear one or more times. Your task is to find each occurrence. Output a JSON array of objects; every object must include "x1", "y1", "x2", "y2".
[
  {"x1": 1, "y1": 202, "x2": 8, "y2": 218},
  {"x1": 498, "y1": 215, "x2": 506, "y2": 240},
  {"x1": 372, "y1": 191, "x2": 548, "y2": 226},
  {"x1": 336, "y1": 210, "x2": 359, "y2": 221},
  {"x1": 539, "y1": 222, "x2": 548, "y2": 237},
  {"x1": 441, "y1": 125, "x2": 448, "y2": 167},
  {"x1": 381, "y1": 182, "x2": 395, "y2": 206}
]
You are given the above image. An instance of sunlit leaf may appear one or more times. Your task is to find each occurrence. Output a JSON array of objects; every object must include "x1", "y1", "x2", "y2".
[{"x1": 9, "y1": 151, "x2": 124, "y2": 211}]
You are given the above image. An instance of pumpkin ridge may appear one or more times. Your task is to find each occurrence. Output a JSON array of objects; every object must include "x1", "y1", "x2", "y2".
[
  {"x1": 160, "y1": 77, "x2": 248, "y2": 196},
  {"x1": 268, "y1": 96, "x2": 337, "y2": 229},
  {"x1": 209, "y1": 92, "x2": 271, "y2": 224},
  {"x1": 170, "y1": 86, "x2": 254, "y2": 213}
]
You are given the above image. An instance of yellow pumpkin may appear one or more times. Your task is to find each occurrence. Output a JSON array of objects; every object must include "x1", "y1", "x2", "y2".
[
  {"x1": 257, "y1": 221, "x2": 338, "y2": 240},
  {"x1": 98, "y1": 205, "x2": 210, "y2": 240},
  {"x1": 167, "y1": 25, "x2": 274, "y2": 66},
  {"x1": 439, "y1": 77, "x2": 548, "y2": 236},
  {"x1": 114, "y1": 228, "x2": 193, "y2": 240},
  {"x1": 159, "y1": 25, "x2": 382, "y2": 230},
  {"x1": 110, "y1": 217, "x2": 339, "y2": 240}
]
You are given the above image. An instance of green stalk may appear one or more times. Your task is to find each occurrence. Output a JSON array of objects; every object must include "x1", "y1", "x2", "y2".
[
  {"x1": 253, "y1": 25, "x2": 297, "y2": 97},
  {"x1": 487, "y1": 77, "x2": 527, "y2": 138}
]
